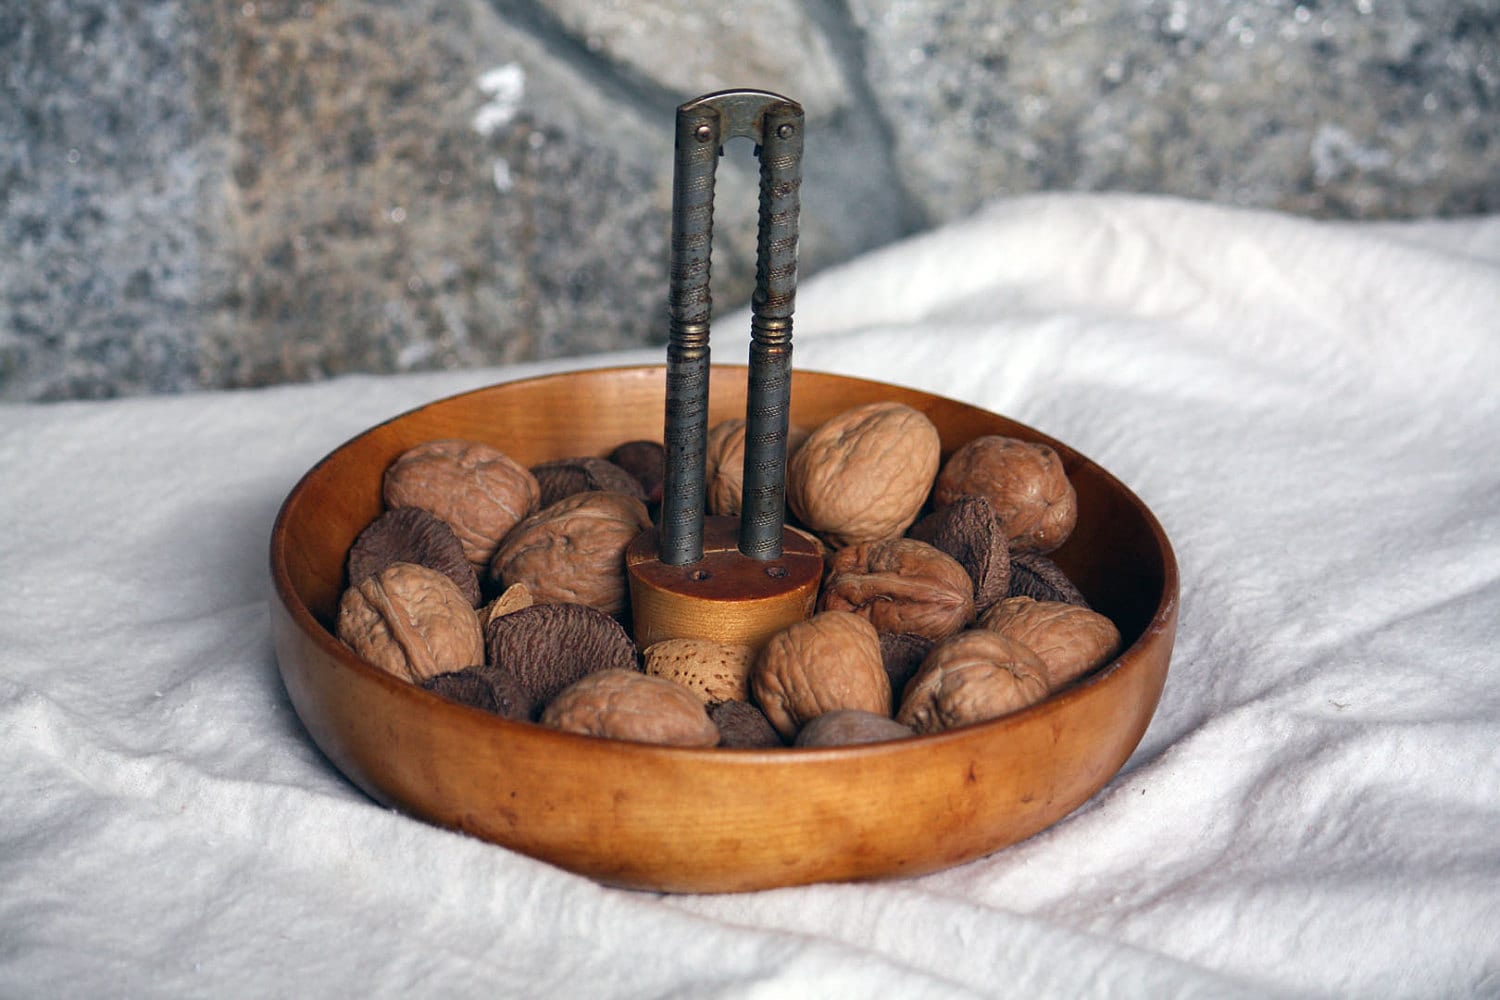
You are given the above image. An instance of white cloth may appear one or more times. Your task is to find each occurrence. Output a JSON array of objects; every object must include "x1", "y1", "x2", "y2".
[{"x1": 3, "y1": 193, "x2": 1498, "y2": 998}]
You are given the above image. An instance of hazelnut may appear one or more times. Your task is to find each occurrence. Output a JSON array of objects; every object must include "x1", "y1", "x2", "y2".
[
  {"x1": 347, "y1": 506, "x2": 481, "y2": 607},
  {"x1": 704, "y1": 418, "x2": 809, "y2": 517},
  {"x1": 978, "y1": 596, "x2": 1121, "y2": 690},
  {"x1": 540, "y1": 669, "x2": 720, "y2": 747},
  {"x1": 489, "y1": 490, "x2": 651, "y2": 617},
  {"x1": 934, "y1": 436, "x2": 1077, "y2": 554},
  {"x1": 383, "y1": 439, "x2": 540, "y2": 569},
  {"x1": 642, "y1": 638, "x2": 756, "y2": 706},
  {"x1": 819, "y1": 537, "x2": 975, "y2": 642},
  {"x1": 709, "y1": 700, "x2": 785, "y2": 748},
  {"x1": 484, "y1": 602, "x2": 639, "y2": 714},
  {"x1": 794, "y1": 709, "x2": 914, "y2": 748},
  {"x1": 750, "y1": 611, "x2": 890, "y2": 740},
  {"x1": 907, "y1": 494, "x2": 1010, "y2": 614},
  {"x1": 787, "y1": 401, "x2": 941, "y2": 547},
  {"x1": 896, "y1": 630, "x2": 1049, "y2": 734},
  {"x1": 336, "y1": 562, "x2": 484, "y2": 683},
  {"x1": 531, "y1": 456, "x2": 647, "y2": 508}
]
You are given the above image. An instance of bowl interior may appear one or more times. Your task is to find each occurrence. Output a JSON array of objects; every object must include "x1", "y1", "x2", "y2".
[{"x1": 270, "y1": 365, "x2": 1178, "y2": 892}]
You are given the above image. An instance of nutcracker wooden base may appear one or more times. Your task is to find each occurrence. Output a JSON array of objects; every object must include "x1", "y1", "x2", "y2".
[{"x1": 626, "y1": 515, "x2": 823, "y2": 651}]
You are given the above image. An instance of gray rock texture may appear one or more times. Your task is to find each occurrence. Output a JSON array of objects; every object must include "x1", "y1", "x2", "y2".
[
  {"x1": 3, "y1": 0, "x2": 1497, "y2": 400},
  {"x1": 853, "y1": 0, "x2": 1500, "y2": 221}
]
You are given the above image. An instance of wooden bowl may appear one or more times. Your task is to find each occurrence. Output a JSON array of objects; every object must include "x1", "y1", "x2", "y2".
[{"x1": 269, "y1": 365, "x2": 1178, "y2": 893}]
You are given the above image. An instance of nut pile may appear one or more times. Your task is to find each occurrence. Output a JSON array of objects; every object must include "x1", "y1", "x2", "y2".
[{"x1": 334, "y1": 402, "x2": 1122, "y2": 749}]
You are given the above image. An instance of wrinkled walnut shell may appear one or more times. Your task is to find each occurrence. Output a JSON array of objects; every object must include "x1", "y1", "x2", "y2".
[
  {"x1": 750, "y1": 611, "x2": 890, "y2": 740},
  {"x1": 489, "y1": 490, "x2": 652, "y2": 616},
  {"x1": 907, "y1": 495, "x2": 1010, "y2": 614},
  {"x1": 642, "y1": 638, "x2": 756, "y2": 706},
  {"x1": 978, "y1": 596, "x2": 1121, "y2": 690},
  {"x1": 337, "y1": 562, "x2": 484, "y2": 683},
  {"x1": 704, "y1": 419, "x2": 748, "y2": 518},
  {"x1": 896, "y1": 630, "x2": 1049, "y2": 734},
  {"x1": 794, "y1": 710, "x2": 914, "y2": 748},
  {"x1": 787, "y1": 402, "x2": 941, "y2": 547},
  {"x1": 540, "y1": 669, "x2": 720, "y2": 747},
  {"x1": 703, "y1": 418, "x2": 809, "y2": 517},
  {"x1": 383, "y1": 439, "x2": 540, "y2": 569},
  {"x1": 347, "y1": 506, "x2": 481, "y2": 606},
  {"x1": 820, "y1": 537, "x2": 975, "y2": 642},
  {"x1": 934, "y1": 436, "x2": 1077, "y2": 554},
  {"x1": 484, "y1": 602, "x2": 639, "y2": 713}
]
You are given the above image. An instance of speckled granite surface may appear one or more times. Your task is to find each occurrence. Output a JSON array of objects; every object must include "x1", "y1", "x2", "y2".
[{"x1": 2, "y1": 0, "x2": 1496, "y2": 400}]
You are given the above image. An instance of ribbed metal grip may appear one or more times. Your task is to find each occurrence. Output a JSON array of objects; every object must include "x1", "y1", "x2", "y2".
[
  {"x1": 659, "y1": 106, "x2": 721, "y2": 567},
  {"x1": 739, "y1": 102, "x2": 803, "y2": 560},
  {"x1": 658, "y1": 89, "x2": 804, "y2": 566}
]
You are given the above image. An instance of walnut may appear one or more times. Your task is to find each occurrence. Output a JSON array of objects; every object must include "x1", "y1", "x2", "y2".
[
  {"x1": 794, "y1": 710, "x2": 914, "y2": 748},
  {"x1": 703, "y1": 418, "x2": 809, "y2": 517},
  {"x1": 540, "y1": 669, "x2": 720, "y2": 747},
  {"x1": 709, "y1": 699, "x2": 785, "y2": 748},
  {"x1": 347, "y1": 506, "x2": 481, "y2": 606},
  {"x1": 336, "y1": 562, "x2": 484, "y2": 683},
  {"x1": 750, "y1": 611, "x2": 890, "y2": 740},
  {"x1": 895, "y1": 630, "x2": 1049, "y2": 734},
  {"x1": 787, "y1": 401, "x2": 941, "y2": 547},
  {"x1": 934, "y1": 436, "x2": 1077, "y2": 554},
  {"x1": 978, "y1": 596, "x2": 1121, "y2": 690},
  {"x1": 642, "y1": 638, "x2": 755, "y2": 706},
  {"x1": 907, "y1": 495, "x2": 1010, "y2": 614},
  {"x1": 383, "y1": 439, "x2": 540, "y2": 569},
  {"x1": 531, "y1": 456, "x2": 647, "y2": 508},
  {"x1": 484, "y1": 603, "x2": 639, "y2": 714},
  {"x1": 819, "y1": 537, "x2": 974, "y2": 642},
  {"x1": 489, "y1": 490, "x2": 651, "y2": 617}
]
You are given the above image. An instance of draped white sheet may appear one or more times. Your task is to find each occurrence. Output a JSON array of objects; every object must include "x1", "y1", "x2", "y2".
[{"x1": 4, "y1": 194, "x2": 1498, "y2": 998}]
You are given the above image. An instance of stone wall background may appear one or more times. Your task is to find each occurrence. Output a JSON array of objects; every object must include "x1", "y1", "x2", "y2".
[{"x1": 3, "y1": 0, "x2": 1496, "y2": 401}]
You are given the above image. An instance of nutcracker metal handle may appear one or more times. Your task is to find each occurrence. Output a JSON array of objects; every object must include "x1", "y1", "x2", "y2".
[{"x1": 659, "y1": 89, "x2": 805, "y2": 566}]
